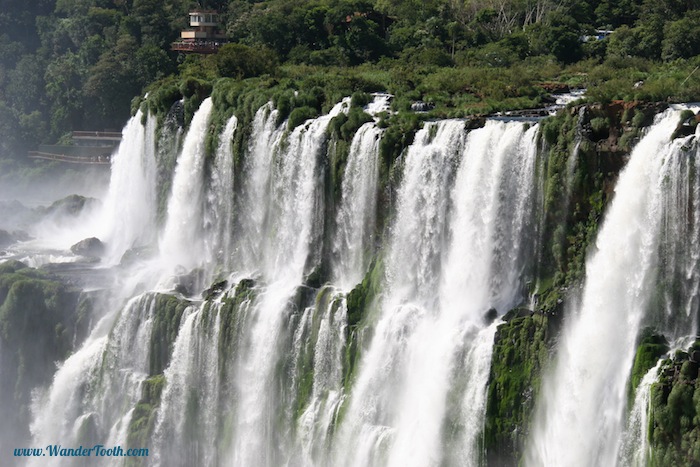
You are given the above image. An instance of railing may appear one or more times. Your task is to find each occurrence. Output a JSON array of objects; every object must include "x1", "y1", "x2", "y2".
[
  {"x1": 28, "y1": 152, "x2": 111, "y2": 165},
  {"x1": 171, "y1": 40, "x2": 223, "y2": 54},
  {"x1": 72, "y1": 131, "x2": 122, "y2": 141}
]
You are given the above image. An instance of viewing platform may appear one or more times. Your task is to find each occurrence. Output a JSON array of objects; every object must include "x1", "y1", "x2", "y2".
[
  {"x1": 171, "y1": 10, "x2": 228, "y2": 54},
  {"x1": 28, "y1": 131, "x2": 121, "y2": 165}
]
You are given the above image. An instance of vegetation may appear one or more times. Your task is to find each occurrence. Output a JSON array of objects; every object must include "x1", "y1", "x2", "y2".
[
  {"x1": 485, "y1": 310, "x2": 555, "y2": 464},
  {"x1": 149, "y1": 293, "x2": 191, "y2": 375},
  {"x1": 3, "y1": 0, "x2": 700, "y2": 174},
  {"x1": 648, "y1": 341, "x2": 700, "y2": 466},
  {"x1": 2, "y1": 0, "x2": 700, "y2": 462},
  {"x1": 0, "y1": 261, "x2": 85, "y2": 457},
  {"x1": 629, "y1": 328, "x2": 669, "y2": 404},
  {"x1": 482, "y1": 100, "x2": 665, "y2": 463}
]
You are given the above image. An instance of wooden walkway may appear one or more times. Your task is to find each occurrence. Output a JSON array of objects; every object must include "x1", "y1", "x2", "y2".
[
  {"x1": 71, "y1": 131, "x2": 122, "y2": 142},
  {"x1": 28, "y1": 151, "x2": 111, "y2": 165}
]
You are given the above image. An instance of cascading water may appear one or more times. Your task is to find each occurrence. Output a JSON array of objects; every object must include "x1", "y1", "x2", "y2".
[
  {"x1": 25, "y1": 91, "x2": 700, "y2": 467},
  {"x1": 618, "y1": 360, "x2": 663, "y2": 466},
  {"x1": 332, "y1": 122, "x2": 382, "y2": 290},
  {"x1": 207, "y1": 115, "x2": 238, "y2": 273},
  {"x1": 526, "y1": 109, "x2": 700, "y2": 467},
  {"x1": 96, "y1": 111, "x2": 157, "y2": 265},
  {"x1": 333, "y1": 119, "x2": 540, "y2": 467},
  {"x1": 28, "y1": 110, "x2": 157, "y2": 264},
  {"x1": 29, "y1": 293, "x2": 159, "y2": 467},
  {"x1": 233, "y1": 103, "x2": 284, "y2": 273},
  {"x1": 227, "y1": 98, "x2": 350, "y2": 467},
  {"x1": 159, "y1": 97, "x2": 214, "y2": 274}
]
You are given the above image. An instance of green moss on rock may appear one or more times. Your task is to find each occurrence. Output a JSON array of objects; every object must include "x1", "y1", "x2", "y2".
[
  {"x1": 485, "y1": 310, "x2": 556, "y2": 464},
  {"x1": 630, "y1": 328, "x2": 669, "y2": 404},
  {"x1": 126, "y1": 375, "x2": 165, "y2": 463},
  {"x1": 648, "y1": 341, "x2": 700, "y2": 466},
  {"x1": 0, "y1": 262, "x2": 82, "y2": 454},
  {"x1": 149, "y1": 294, "x2": 190, "y2": 375}
]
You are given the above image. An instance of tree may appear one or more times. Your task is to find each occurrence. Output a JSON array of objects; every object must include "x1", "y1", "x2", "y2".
[
  {"x1": 526, "y1": 11, "x2": 582, "y2": 63},
  {"x1": 44, "y1": 52, "x2": 86, "y2": 136},
  {"x1": 83, "y1": 34, "x2": 141, "y2": 128},
  {"x1": 661, "y1": 11, "x2": 700, "y2": 61},
  {"x1": 214, "y1": 43, "x2": 278, "y2": 79}
]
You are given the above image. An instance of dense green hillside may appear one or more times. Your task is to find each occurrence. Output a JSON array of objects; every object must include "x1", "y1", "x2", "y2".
[{"x1": 1, "y1": 0, "x2": 700, "y2": 170}]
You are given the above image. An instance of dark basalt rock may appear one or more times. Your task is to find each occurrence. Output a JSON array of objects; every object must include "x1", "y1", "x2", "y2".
[
  {"x1": 203, "y1": 280, "x2": 228, "y2": 301},
  {"x1": 410, "y1": 101, "x2": 435, "y2": 112},
  {"x1": 0, "y1": 229, "x2": 29, "y2": 248},
  {"x1": 120, "y1": 245, "x2": 157, "y2": 266},
  {"x1": 671, "y1": 110, "x2": 699, "y2": 140},
  {"x1": 0, "y1": 230, "x2": 13, "y2": 248},
  {"x1": 465, "y1": 116, "x2": 486, "y2": 130},
  {"x1": 173, "y1": 268, "x2": 204, "y2": 297},
  {"x1": 502, "y1": 307, "x2": 534, "y2": 322},
  {"x1": 483, "y1": 307, "x2": 499, "y2": 324},
  {"x1": 45, "y1": 194, "x2": 97, "y2": 217},
  {"x1": 70, "y1": 237, "x2": 105, "y2": 257}
]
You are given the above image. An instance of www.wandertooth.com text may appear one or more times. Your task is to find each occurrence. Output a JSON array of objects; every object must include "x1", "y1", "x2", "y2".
[{"x1": 14, "y1": 445, "x2": 148, "y2": 458}]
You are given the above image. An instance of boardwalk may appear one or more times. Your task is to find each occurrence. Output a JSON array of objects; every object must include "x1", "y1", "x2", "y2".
[{"x1": 27, "y1": 151, "x2": 111, "y2": 165}]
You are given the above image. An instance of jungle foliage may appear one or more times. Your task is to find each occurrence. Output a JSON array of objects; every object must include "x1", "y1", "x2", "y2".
[{"x1": 3, "y1": 0, "x2": 700, "y2": 168}]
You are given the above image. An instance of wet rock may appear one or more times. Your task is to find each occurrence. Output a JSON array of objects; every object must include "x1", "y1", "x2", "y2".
[
  {"x1": 120, "y1": 246, "x2": 157, "y2": 266},
  {"x1": 174, "y1": 268, "x2": 204, "y2": 297},
  {"x1": 70, "y1": 237, "x2": 105, "y2": 257},
  {"x1": 303, "y1": 265, "x2": 327, "y2": 289},
  {"x1": 691, "y1": 350, "x2": 700, "y2": 363},
  {"x1": 483, "y1": 307, "x2": 499, "y2": 324},
  {"x1": 464, "y1": 116, "x2": 486, "y2": 130},
  {"x1": 671, "y1": 109, "x2": 699, "y2": 140},
  {"x1": 12, "y1": 230, "x2": 30, "y2": 241},
  {"x1": 410, "y1": 101, "x2": 435, "y2": 112},
  {"x1": 203, "y1": 280, "x2": 228, "y2": 301},
  {"x1": 0, "y1": 230, "x2": 13, "y2": 248},
  {"x1": 502, "y1": 307, "x2": 534, "y2": 322},
  {"x1": 44, "y1": 194, "x2": 97, "y2": 217},
  {"x1": 0, "y1": 229, "x2": 30, "y2": 248}
]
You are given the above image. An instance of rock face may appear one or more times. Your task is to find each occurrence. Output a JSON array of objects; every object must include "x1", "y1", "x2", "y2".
[
  {"x1": 0, "y1": 230, "x2": 13, "y2": 248},
  {"x1": 410, "y1": 101, "x2": 435, "y2": 111},
  {"x1": 0, "y1": 260, "x2": 84, "y2": 457},
  {"x1": 45, "y1": 194, "x2": 97, "y2": 217},
  {"x1": 0, "y1": 229, "x2": 29, "y2": 248},
  {"x1": 70, "y1": 237, "x2": 105, "y2": 257},
  {"x1": 648, "y1": 342, "x2": 700, "y2": 465}
]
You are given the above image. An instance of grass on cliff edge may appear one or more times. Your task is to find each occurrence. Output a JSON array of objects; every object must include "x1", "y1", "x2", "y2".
[{"x1": 144, "y1": 52, "x2": 700, "y2": 121}]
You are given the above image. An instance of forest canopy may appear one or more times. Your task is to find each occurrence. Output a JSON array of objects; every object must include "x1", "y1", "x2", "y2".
[{"x1": 1, "y1": 0, "x2": 700, "y2": 164}]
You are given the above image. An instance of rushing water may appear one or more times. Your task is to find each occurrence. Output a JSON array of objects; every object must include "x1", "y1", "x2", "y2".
[
  {"x1": 333, "y1": 119, "x2": 540, "y2": 467},
  {"x1": 20, "y1": 104, "x2": 542, "y2": 466},
  {"x1": 13, "y1": 95, "x2": 700, "y2": 467},
  {"x1": 332, "y1": 122, "x2": 382, "y2": 290},
  {"x1": 208, "y1": 115, "x2": 238, "y2": 273},
  {"x1": 160, "y1": 97, "x2": 215, "y2": 274},
  {"x1": 527, "y1": 109, "x2": 700, "y2": 467}
]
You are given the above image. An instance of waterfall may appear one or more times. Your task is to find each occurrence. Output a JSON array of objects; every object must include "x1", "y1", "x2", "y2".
[
  {"x1": 293, "y1": 287, "x2": 348, "y2": 466},
  {"x1": 29, "y1": 294, "x2": 159, "y2": 466},
  {"x1": 618, "y1": 360, "x2": 663, "y2": 466},
  {"x1": 207, "y1": 115, "x2": 238, "y2": 273},
  {"x1": 333, "y1": 122, "x2": 382, "y2": 290},
  {"x1": 233, "y1": 103, "x2": 285, "y2": 273},
  {"x1": 526, "y1": 109, "x2": 700, "y2": 467},
  {"x1": 95, "y1": 110, "x2": 157, "y2": 264},
  {"x1": 227, "y1": 98, "x2": 350, "y2": 467},
  {"x1": 152, "y1": 304, "x2": 219, "y2": 467},
  {"x1": 333, "y1": 119, "x2": 540, "y2": 467},
  {"x1": 159, "y1": 97, "x2": 214, "y2": 273},
  {"x1": 25, "y1": 89, "x2": 700, "y2": 467}
]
